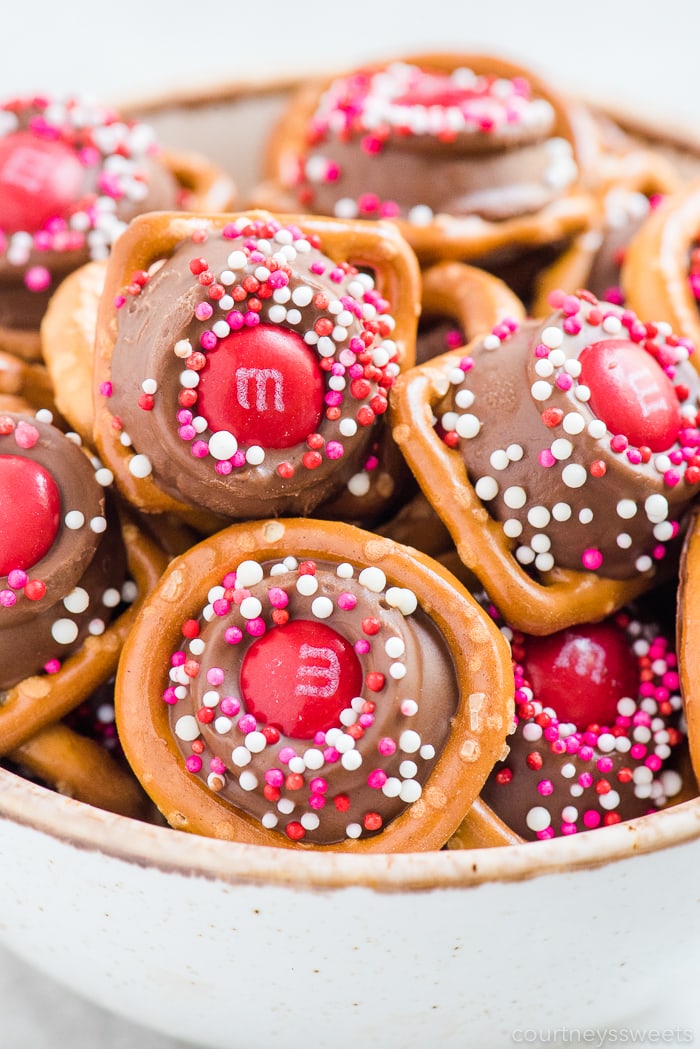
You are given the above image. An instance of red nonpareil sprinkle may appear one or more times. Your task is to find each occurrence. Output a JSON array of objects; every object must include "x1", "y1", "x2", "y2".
[
  {"x1": 302, "y1": 450, "x2": 323, "y2": 470},
  {"x1": 189, "y1": 257, "x2": 209, "y2": 275},
  {"x1": 541, "y1": 407, "x2": 564, "y2": 427},
  {"x1": 334, "y1": 794, "x2": 351, "y2": 812},
  {"x1": 285, "y1": 821, "x2": 306, "y2": 841},
  {"x1": 365, "y1": 672, "x2": 385, "y2": 692},
  {"x1": 363, "y1": 812, "x2": 382, "y2": 831},
  {"x1": 362, "y1": 617, "x2": 381, "y2": 635},
  {"x1": 24, "y1": 579, "x2": 46, "y2": 600}
]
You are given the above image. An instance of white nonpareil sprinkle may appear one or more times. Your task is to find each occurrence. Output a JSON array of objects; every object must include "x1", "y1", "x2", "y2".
[
  {"x1": 503, "y1": 486, "x2": 527, "y2": 509},
  {"x1": 174, "y1": 715, "x2": 200, "y2": 742},
  {"x1": 245, "y1": 732, "x2": 267, "y2": 754},
  {"x1": 475, "y1": 476, "x2": 498, "y2": 501},
  {"x1": 561, "y1": 463, "x2": 587, "y2": 488},
  {"x1": 239, "y1": 596, "x2": 263, "y2": 620},
  {"x1": 527, "y1": 505, "x2": 550, "y2": 529},
  {"x1": 399, "y1": 780, "x2": 422, "y2": 803},
  {"x1": 358, "y1": 566, "x2": 386, "y2": 593},
  {"x1": 235, "y1": 560, "x2": 264, "y2": 587},
  {"x1": 526, "y1": 806, "x2": 551, "y2": 832},
  {"x1": 246, "y1": 446, "x2": 265, "y2": 466},
  {"x1": 231, "y1": 746, "x2": 252, "y2": 767},
  {"x1": 296, "y1": 574, "x2": 319, "y2": 597},
  {"x1": 399, "y1": 729, "x2": 421, "y2": 753},
  {"x1": 455, "y1": 413, "x2": 480, "y2": 439},
  {"x1": 129, "y1": 454, "x2": 152, "y2": 478},
  {"x1": 530, "y1": 380, "x2": 552, "y2": 401},
  {"x1": 341, "y1": 750, "x2": 362, "y2": 771},
  {"x1": 311, "y1": 596, "x2": 334, "y2": 619},
  {"x1": 51, "y1": 618, "x2": 79, "y2": 645},
  {"x1": 551, "y1": 438, "x2": 573, "y2": 460},
  {"x1": 65, "y1": 510, "x2": 85, "y2": 529},
  {"x1": 208, "y1": 431, "x2": 238, "y2": 460},
  {"x1": 645, "y1": 493, "x2": 669, "y2": 523},
  {"x1": 385, "y1": 587, "x2": 418, "y2": 615},
  {"x1": 63, "y1": 588, "x2": 89, "y2": 614},
  {"x1": 385, "y1": 636, "x2": 405, "y2": 658}
]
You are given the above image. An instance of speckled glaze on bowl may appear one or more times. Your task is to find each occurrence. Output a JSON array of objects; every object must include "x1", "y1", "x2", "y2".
[{"x1": 0, "y1": 766, "x2": 698, "y2": 1049}]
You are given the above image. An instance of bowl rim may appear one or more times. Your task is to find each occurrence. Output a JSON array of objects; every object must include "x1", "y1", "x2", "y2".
[{"x1": 1, "y1": 765, "x2": 699, "y2": 892}]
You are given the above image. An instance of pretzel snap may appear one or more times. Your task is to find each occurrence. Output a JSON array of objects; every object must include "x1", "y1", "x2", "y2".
[
  {"x1": 391, "y1": 285, "x2": 700, "y2": 633},
  {"x1": 93, "y1": 209, "x2": 420, "y2": 526},
  {"x1": 255, "y1": 52, "x2": 595, "y2": 266},
  {"x1": 0, "y1": 410, "x2": 168, "y2": 754},
  {"x1": 116, "y1": 517, "x2": 514, "y2": 852},
  {"x1": 0, "y1": 94, "x2": 236, "y2": 362}
]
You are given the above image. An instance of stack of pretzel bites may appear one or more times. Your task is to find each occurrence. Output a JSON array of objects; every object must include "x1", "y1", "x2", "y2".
[{"x1": 5, "y1": 50, "x2": 700, "y2": 851}]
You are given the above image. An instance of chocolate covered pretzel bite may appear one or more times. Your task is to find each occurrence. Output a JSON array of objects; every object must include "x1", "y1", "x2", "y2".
[
  {"x1": 93, "y1": 210, "x2": 420, "y2": 528},
  {"x1": 479, "y1": 607, "x2": 689, "y2": 841},
  {"x1": 0, "y1": 409, "x2": 167, "y2": 758},
  {"x1": 0, "y1": 93, "x2": 235, "y2": 362},
  {"x1": 255, "y1": 52, "x2": 595, "y2": 268},
  {"x1": 391, "y1": 286, "x2": 700, "y2": 633},
  {"x1": 116, "y1": 517, "x2": 514, "y2": 851}
]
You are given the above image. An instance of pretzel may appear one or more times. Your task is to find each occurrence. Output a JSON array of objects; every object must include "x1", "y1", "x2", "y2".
[
  {"x1": 677, "y1": 510, "x2": 700, "y2": 787},
  {"x1": 6, "y1": 719, "x2": 153, "y2": 820},
  {"x1": 622, "y1": 178, "x2": 700, "y2": 356},
  {"x1": 0, "y1": 347, "x2": 55, "y2": 412},
  {"x1": 92, "y1": 209, "x2": 420, "y2": 528},
  {"x1": 253, "y1": 52, "x2": 596, "y2": 267},
  {"x1": 0, "y1": 411, "x2": 168, "y2": 755},
  {"x1": 0, "y1": 94, "x2": 236, "y2": 362},
  {"x1": 532, "y1": 149, "x2": 679, "y2": 316},
  {"x1": 116, "y1": 516, "x2": 514, "y2": 852},
  {"x1": 390, "y1": 284, "x2": 700, "y2": 633}
]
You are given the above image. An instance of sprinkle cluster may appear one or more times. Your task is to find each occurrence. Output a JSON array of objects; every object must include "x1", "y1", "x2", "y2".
[
  {"x1": 163, "y1": 554, "x2": 450, "y2": 844},
  {"x1": 0, "y1": 95, "x2": 166, "y2": 292},
  {"x1": 439, "y1": 291, "x2": 700, "y2": 575},
  {"x1": 489, "y1": 611, "x2": 685, "y2": 839},
  {"x1": 111, "y1": 217, "x2": 400, "y2": 494}
]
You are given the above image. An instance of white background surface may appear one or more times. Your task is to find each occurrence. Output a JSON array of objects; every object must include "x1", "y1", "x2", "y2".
[{"x1": 2, "y1": 1, "x2": 700, "y2": 1046}]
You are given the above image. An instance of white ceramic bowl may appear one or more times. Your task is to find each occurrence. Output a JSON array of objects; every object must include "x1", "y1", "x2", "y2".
[
  {"x1": 3, "y1": 44, "x2": 700, "y2": 1049},
  {"x1": 1, "y1": 765, "x2": 699, "y2": 1049}
]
